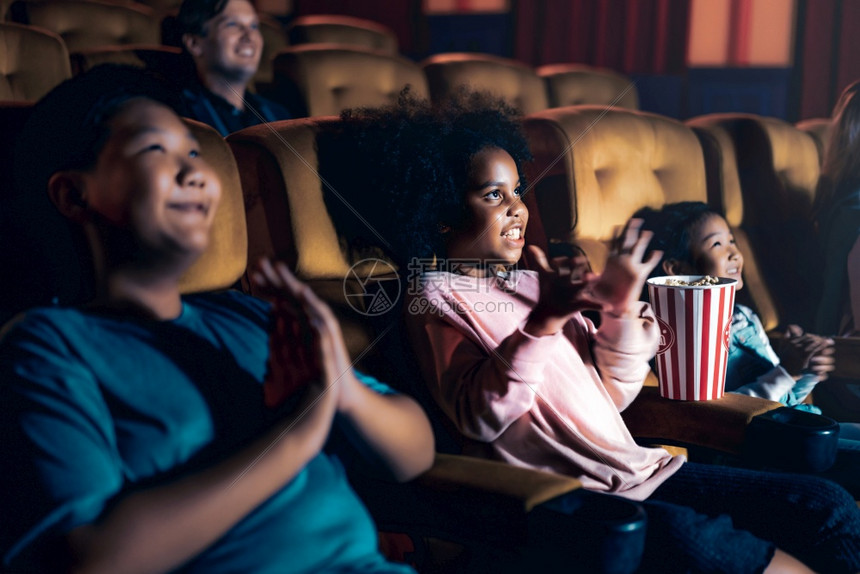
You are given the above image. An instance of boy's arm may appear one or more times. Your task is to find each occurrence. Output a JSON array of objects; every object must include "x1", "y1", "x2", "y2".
[
  {"x1": 1, "y1": 328, "x2": 339, "y2": 574},
  {"x1": 64, "y1": 383, "x2": 338, "y2": 574},
  {"x1": 337, "y1": 373, "x2": 434, "y2": 482},
  {"x1": 258, "y1": 260, "x2": 434, "y2": 483}
]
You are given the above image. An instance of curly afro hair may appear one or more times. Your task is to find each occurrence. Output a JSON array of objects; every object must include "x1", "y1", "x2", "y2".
[{"x1": 317, "y1": 88, "x2": 532, "y2": 268}]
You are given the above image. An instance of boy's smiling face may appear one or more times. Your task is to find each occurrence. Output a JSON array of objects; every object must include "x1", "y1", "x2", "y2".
[
  {"x1": 680, "y1": 213, "x2": 744, "y2": 289},
  {"x1": 79, "y1": 98, "x2": 221, "y2": 261}
]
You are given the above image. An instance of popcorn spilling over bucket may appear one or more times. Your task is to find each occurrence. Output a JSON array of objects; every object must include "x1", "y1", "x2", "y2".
[{"x1": 647, "y1": 276, "x2": 737, "y2": 401}]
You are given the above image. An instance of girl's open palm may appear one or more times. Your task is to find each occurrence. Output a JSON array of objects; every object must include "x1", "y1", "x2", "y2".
[{"x1": 589, "y1": 219, "x2": 663, "y2": 316}]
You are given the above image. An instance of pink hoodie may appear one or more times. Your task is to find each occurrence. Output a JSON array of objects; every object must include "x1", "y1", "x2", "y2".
[{"x1": 405, "y1": 270, "x2": 684, "y2": 500}]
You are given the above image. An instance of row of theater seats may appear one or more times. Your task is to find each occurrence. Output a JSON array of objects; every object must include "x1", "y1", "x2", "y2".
[{"x1": 0, "y1": 3, "x2": 639, "y2": 117}]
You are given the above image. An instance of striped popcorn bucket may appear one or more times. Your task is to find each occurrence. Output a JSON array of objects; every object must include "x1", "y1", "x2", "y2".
[{"x1": 647, "y1": 276, "x2": 737, "y2": 401}]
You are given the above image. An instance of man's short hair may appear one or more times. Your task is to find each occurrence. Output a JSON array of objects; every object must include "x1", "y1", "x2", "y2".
[{"x1": 177, "y1": 0, "x2": 230, "y2": 37}]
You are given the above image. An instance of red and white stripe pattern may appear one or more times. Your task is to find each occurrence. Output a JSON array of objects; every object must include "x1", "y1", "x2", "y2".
[{"x1": 647, "y1": 277, "x2": 737, "y2": 401}]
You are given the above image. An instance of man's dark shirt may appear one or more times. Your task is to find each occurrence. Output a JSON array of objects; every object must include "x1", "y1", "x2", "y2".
[{"x1": 181, "y1": 81, "x2": 292, "y2": 136}]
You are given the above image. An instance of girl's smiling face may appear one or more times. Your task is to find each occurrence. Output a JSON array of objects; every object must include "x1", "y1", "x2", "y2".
[
  {"x1": 445, "y1": 147, "x2": 528, "y2": 276},
  {"x1": 665, "y1": 213, "x2": 744, "y2": 289}
]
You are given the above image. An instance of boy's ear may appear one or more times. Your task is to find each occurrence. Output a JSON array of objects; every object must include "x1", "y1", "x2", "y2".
[
  {"x1": 182, "y1": 33, "x2": 204, "y2": 59},
  {"x1": 48, "y1": 171, "x2": 89, "y2": 223}
]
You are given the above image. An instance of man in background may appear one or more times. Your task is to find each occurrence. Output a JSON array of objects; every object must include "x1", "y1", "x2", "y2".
[{"x1": 177, "y1": 0, "x2": 292, "y2": 135}]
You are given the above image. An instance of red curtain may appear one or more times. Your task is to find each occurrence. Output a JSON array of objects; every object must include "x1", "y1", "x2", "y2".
[
  {"x1": 514, "y1": 0, "x2": 690, "y2": 74},
  {"x1": 797, "y1": 0, "x2": 860, "y2": 119}
]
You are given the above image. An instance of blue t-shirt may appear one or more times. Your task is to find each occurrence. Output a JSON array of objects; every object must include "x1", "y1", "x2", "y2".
[{"x1": 0, "y1": 291, "x2": 413, "y2": 573}]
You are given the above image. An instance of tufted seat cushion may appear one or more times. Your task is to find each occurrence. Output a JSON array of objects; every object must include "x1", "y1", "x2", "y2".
[
  {"x1": 272, "y1": 44, "x2": 427, "y2": 117},
  {"x1": 13, "y1": 0, "x2": 159, "y2": 52},
  {"x1": 523, "y1": 106, "x2": 706, "y2": 270},
  {"x1": 0, "y1": 22, "x2": 71, "y2": 102},
  {"x1": 286, "y1": 14, "x2": 397, "y2": 54},
  {"x1": 537, "y1": 63, "x2": 639, "y2": 110},
  {"x1": 421, "y1": 52, "x2": 548, "y2": 115}
]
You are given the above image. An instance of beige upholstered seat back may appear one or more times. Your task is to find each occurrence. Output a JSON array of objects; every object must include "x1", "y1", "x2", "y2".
[
  {"x1": 286, "y1": 14, "x2": 397, "y2": 54},
  {"x1": 178, "y1": 119, "x2": 248, "y2": 293},
  {"x1": 687, "y1": 114, "x2": 821, "y2": 329},
  {"x1": 16, "y1": 0, "x2": 159, "y2": 52},
  {"x1": 523, "y1": 106, "x2": 706, "y2": 270},
  {"x1": 0, "y1": 22, "x2": 70, "y2": 102},
  {"x1": 421, "y1": 53, "x2": 548, "y2": 115},
  {"x1": 255, "y1": 13, "x2": 287, "y2": 89},
  {"x1": 537, "y1": 63, "x2": 639, "y2": 110},
  {"x1": 272, "y1": 45, "x2": 427, "y2": 117},
  {"x1": 796, "y1": 117, "x2": 832, "y2": 166},
  {"x1": 227, "y1": 117, "x2": 398, "y2": 359},
  {"x1": 69, "y1": 44, "x2": 182, "y2": 75}
]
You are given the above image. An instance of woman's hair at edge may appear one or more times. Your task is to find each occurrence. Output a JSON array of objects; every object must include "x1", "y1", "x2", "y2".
[
  {"x1": 9, "y1": 64, "x2": 184, "y2": 311},
  {"x1": 816, "y1": 80, "x2": 860, "y2": 218},
  {"x1": 634, "y1": 201, "x2": 718, "y2": 278},
  {"x1": 317, "y1": 88, "x2": 532, "y2": 269}
]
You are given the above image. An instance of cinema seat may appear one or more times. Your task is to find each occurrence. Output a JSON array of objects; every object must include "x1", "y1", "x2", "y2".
[
  {"x1": 69, "y1": 44, "x2": 182, "y2": 75},
  {"x1": 537, "y1": 63, "x2": 639, "y2": 110},
  {"x1": 421, "y1": 52, "x2": 549, "y2": 114},
  {"x1": 687, "y1": 113, "x2": 821, "y2": 330},
  {"x1": 522, "y1": 106, "x2": 706, "y2": 272},
  {"x1": 10, "y1": 0, "x2": 160, "y2": 52},
  {"x1": 796, "y1": 117, "x2": 832, "y2": 165},
  {"x1": 0, "y1": 22, "x2": 71, "y2": 102},
  {"x1": 254, "y1": 13, "x2": 287, "y2": 93},
  {"x1": 271, "y1": 45, "x2": 428, "y2": 117},
  {"x1": 286, "y1": 14, "x2": 398, "y2": 54}
]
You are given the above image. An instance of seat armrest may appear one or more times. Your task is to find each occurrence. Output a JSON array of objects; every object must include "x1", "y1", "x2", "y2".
[
  {"x1": 621, "y1": 386, "x2": 782, "y2": 454},
  {"x1": 415, "y1": 453, "x2": 582, "y2": 512},
  {"x1": 352, "y1": 454, "x2": 646, "y2": 573},
  {"x1": 351, "y1": 453, "x2": 582, "y2": 544}
]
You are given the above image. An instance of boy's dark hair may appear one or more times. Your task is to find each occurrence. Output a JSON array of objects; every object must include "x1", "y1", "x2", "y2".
[
  {"x1": 7, "y1": 65, "x2": 183, "y2": 313},
  {"x1": 176, "y1": 0, "x2": 229, "y2": 37},
  {"x1": 317, "y1": 88, "x2": 533, "y2": 267},
  {"x1": 635, "y1": 201, "x2": 719, "y2": 276}
]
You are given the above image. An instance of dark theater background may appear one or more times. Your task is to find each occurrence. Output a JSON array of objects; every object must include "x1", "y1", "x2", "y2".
[{"x1": 278, "y1": 0, "x2": 860, "y2": 122}]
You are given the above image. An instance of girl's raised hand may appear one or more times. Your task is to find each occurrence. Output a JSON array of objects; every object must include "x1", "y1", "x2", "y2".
[
  {"x1": 589, "y1": 219, "x2": 663, "y2": 317},
  {"x1": 525, "y1": 245, "x2": 604, "y2": 336}
]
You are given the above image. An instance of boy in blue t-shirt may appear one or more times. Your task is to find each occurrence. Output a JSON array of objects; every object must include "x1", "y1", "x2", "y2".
[{"x1": 0, "y1": 65, "x2": 434, "y2": 573}]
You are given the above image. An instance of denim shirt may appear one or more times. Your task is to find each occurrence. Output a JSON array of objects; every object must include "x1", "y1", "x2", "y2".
[{"x1": 726, "y1": 304, "x2": 819, "y2": 408}]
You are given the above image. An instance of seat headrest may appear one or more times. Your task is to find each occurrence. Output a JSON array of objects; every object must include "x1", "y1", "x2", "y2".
[
  {"x1": 286, "y1": 14, "x2": 398, "y2": 53},
  {"x1": 421, "y1": 53, "x2": 548, "y2": 115},
  {"x1": 537, "y1": 63, "x2": 639, "y2": 110},
  {"x1": 20, "y1": 0, "x2": 159, "y2": 52},
  {"x1": 0, "y1": 22, "x2": 71, "y2": 102},
  {"x1": 524, "y1": 106, "x2": 706, "y2": 244},
  {"x1": 178, "y1": 118, "x2": 248, "y2": 293}
]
